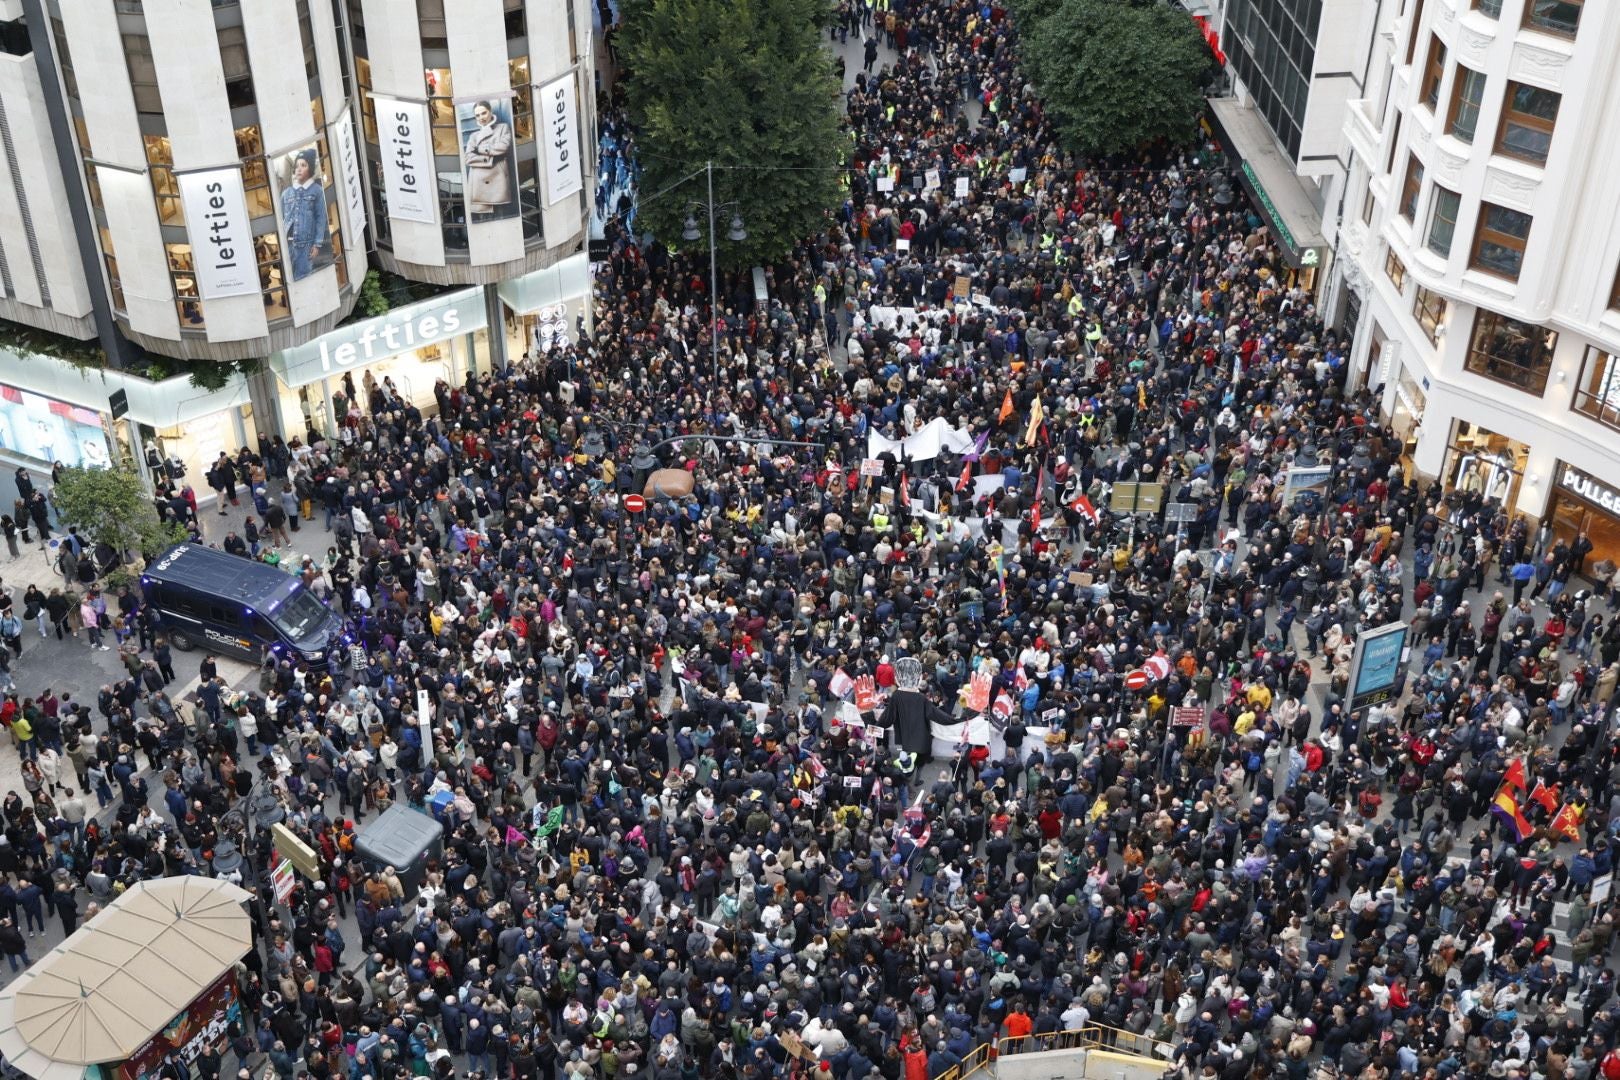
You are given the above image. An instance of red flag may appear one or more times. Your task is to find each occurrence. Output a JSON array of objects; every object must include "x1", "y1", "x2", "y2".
[
  {"x1": 1069, "y1": 492, "x2": 1099, "y2": 524},
  {"x1": 898, "y1": 469, "x2": 911, "y2": 508},
  {"x1": 998, "y1": 389, "x2": 1014, "y2": 425},
  {"x1": 956, "y1": 461, "x2": 972, "y2": 492},
  {"x1": 1551, "y1": 801, "x2": 1585, "y2": 841},
  {"x1": 1501, "y1": 757, "x2": 1527, "y2": 794},
  {"x1": 1030, "y1": 470, "x2": 1044, "y2": 534},
  {"x1": 1528, "y1": 781, "x2": 1559, "y2": 814}
]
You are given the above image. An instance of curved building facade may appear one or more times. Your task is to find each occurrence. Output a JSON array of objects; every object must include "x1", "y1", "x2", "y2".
[{"x1": 348, "y1": 0, "x2": 593, "y2": 286}]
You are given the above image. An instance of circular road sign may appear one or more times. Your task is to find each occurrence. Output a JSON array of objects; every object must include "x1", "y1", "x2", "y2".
[
  {"x1": 624, "y1": 494, "x2": 647, "y2": 513},
  {"x1": 1124, "y1": 670, "x2": 1150, "y2": 691}
]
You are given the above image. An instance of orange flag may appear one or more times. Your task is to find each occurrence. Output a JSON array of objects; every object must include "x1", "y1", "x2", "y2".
[{"x1": 998, "y1": 389, "x2": 1014, "y2": 425}]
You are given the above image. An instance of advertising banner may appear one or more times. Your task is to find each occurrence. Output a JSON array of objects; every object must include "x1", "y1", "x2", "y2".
[
  {"x1": 334, "y1": 110, "x2": 367, "y2": 232},
  {"x1": 177, "y1": 169, "x2": 257, "y2": 299},
  {"x1": 270, "y1": 141, "x2": 333, "y2": 282},
  {"x1": 1349, "y1": 621, "x2": 1409, "y2": 711},
  {"x1": 117, "y1": 970, "x2": 241, "y2": 1080},
  {"x1": 538, "y1": 74, "x2": 583, "y2": 206},
  {"x1": 373, "y1": 96, "x2": 436, "y2": 224},
  {"x1": 456, "y1": 95, "x2": 520, "y2": 221}
]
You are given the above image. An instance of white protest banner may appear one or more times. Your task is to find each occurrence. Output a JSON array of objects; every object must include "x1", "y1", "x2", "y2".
[
  {"x1": 177, "y1": 168, "x2": 257, "y2": 298},
  {"x1": 955, "y1": 176, "x2": 970, "y2": 197},
  {"x1": 373, "y1": 96, "x2": 436, "y2": 223}
]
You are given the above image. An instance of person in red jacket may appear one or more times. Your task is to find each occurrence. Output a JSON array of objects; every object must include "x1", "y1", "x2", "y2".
[{"x1": 901, "y1": 1029, "x2": 929, "y2": 1080}]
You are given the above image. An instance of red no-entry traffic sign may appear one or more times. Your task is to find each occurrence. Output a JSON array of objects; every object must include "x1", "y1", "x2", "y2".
[
  {"x1": 1124, "y1": 670, "x2": 1150, "y2": 691},
  {"x1": 624, "y1": 494, "x2": 646, "y2": 513}
]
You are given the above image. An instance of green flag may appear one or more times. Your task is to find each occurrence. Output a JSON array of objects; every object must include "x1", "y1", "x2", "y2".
[{"x1": 537, "y1": 806, "x2": 565, "y2": 838}]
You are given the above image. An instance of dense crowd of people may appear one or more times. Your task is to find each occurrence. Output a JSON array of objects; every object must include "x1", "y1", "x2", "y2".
[{"x1": 0, "y1": 4, "x2": 1618, "y2": 1080}]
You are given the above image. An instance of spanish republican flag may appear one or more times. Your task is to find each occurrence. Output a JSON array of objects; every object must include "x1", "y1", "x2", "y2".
[
  {"x1": 1491, "y1": 787, "x2": 1533, "y2": 843},
  {"x1": 1501, "y1": 757, "x2": 1528, "y2": 794},
  {"x1": 1551, "y1": 801, "x2": 1585, "y2": 841},
  {"x1": 1528, "y1": 781, "x2": 1560, "y2": 814}
]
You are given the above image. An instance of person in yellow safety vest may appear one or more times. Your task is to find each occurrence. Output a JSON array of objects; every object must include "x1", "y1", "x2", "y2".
[{"x1": 1066, "y1": 293, "x2": 1084, "y2": 318}]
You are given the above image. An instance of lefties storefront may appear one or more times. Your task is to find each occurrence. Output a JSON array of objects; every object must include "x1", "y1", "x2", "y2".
[{"x1": 267, "y1": 287, "x2": 504, "y2": 440}]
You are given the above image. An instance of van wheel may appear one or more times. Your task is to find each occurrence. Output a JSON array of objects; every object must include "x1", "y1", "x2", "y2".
[{"x1": 170, "y1": 631, "x2": 196, "y2": 652}]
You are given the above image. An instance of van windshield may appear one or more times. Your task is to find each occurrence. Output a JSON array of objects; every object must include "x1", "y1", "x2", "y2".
[{"x1": 268, "y1": 589, "x2": 332, "y2": 642}]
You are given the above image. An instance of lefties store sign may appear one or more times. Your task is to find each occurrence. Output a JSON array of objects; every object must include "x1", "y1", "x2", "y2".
[
  {"x1": 177, "y1": 169, "x2": 257, "y2": 299},
  {"x1": 373, "y1": 95, "x2": 436, "y2": 224}
]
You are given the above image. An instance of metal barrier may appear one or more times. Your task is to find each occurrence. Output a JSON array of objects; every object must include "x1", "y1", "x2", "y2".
[
  {"x1": 997, "y1": 1022, "x2": 1165, "y2": 1062},
  {"x1": 940, "y1": 1022, "x2": 1164, "y2": 1080}
]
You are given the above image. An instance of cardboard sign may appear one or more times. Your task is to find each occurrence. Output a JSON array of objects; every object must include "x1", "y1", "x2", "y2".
[
  {"x1": 1009, "y1": 167, "x2": 1027, "y2": 183},
  {"x1": 955, "y1": 176, "x2": 970, "y2": 197},
  {"x1": 829, "y1": 668, "x2": 855, "y2": 699},
  {"x1": 843, "y1": 775, "x2": 864, "y2": 789},
  {"x1": 925, "y1": 168, "x2": 940, "y2": 190},
  {"x1": 953, "y1": 275, "x2": 971, "y2": 297},
  {"x1": 860, "y1": 458, "x2": 886, "y2": 478},
  {"x1": 1068, "y1": 570, "x2": 1093, "y2": 586},
  {"x1": 877, "y1": 176, "x2": 895, "y2": 192},
  {"x1": 896, "y1": 238, "x2": 910, "y2": 251},
  {"x1": 854, "y1": 675, "x2": 878, "y2": 712}
]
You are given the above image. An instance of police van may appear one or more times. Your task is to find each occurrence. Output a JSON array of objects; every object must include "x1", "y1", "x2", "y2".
[{"x1": 140, "y1": 543, "x2": 345, "y2": 666}]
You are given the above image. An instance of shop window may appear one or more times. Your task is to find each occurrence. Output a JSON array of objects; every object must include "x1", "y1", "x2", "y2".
[
  {"x1": 519, "y1": 156, "x2": 543, "y2": 243},
  {"x1": 1474, "y1": 0, "x2": 1502, "y2": 15},
  {"x1": 1413, "y1": 285, "x2": 1447, "y2": 344},
  {"x1": 1446, "y1": 66, "x2": 1486, "y2": 143},
  {"x1": 1399, "y1": 155, "x2": 1424, "y2": 221},
  {"x1": 429, "y1": 98, "x2": 458, "y2": 157},
  {"x1": 1385, "y1": 248, "x2": 1407, "y2": 292},
  {"x1": 85, "y1": 165, "x2": 103, "y2": 211},
  {"x1": 1465, "y1": 309, "x2": 1557, "y2": 395},
  {"x1": 258, "y1": 233, "x2": 290, "y2": 322},
  {"x1": 505, "y1": 0, "x2": 526, "y2": 39},
  {"x1": 105, "y1": 254, "x2": 125, "y2": 313},
  {"x1": 143, "y1": 134, "x2": 172, "y2": 167},
  {"x1": 151, "y1": 166, "x2": 184, "y2": 226},
  {"x1": 1420, "y1": 37, "x2": 1446, "y2": 111},
  {"x1": 168, "y1": 243, "x2": 205, "y2": 329},
  {"x1": 1496, "y1": 82, "x2": 1559, "y2": 164},
  {"x1": 440, "y1": 176, "x2": 465, "y2": 253},
  {"x1": 359, "y1": 88, "x2": 378, "y2": 145},
  {"x1": 1471, "y1": 202, "x2": 1532, "y2": 279},
  {"x1": 511, "y1": 86, "x2": 534, "y2": 143},
  {"x1": 1523, "y1": 0, "x2": 1581, "y2": 38},
  {"x1": 217, "y1": 25, "x2": 255, "y2": 109},
  {"x1": 296, "y1": 0, "x2": 319, "y2": 84},
  {"x1": 122, "y1": 33, "x2": 163, "y2": 114},
  {"x1": 243, "y1": 157, "x2": 273, "y2": 218},
  {"x1": 1426, "y1": 186, "x2": 1460, "y2": 257},
  {"x1": 1573, "y1": 346, "x2": 1620, "y2": 432},
  {"x1": 311, "y1": 96, "x2": 326, "y2": 134}
]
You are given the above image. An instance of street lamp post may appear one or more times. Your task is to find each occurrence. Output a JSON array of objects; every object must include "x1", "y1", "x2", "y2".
[{"x1": 682, "y1": 161, "x2": 747, "y2": 387}]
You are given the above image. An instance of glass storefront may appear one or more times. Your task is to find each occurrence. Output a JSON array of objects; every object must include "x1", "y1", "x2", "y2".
[
  {"x1": 1442, "y1": 421, "x2": 1530, "y2": 514},
  {"x1": 1546, "y1": 460, "x2": 1620, "y2": 575}
]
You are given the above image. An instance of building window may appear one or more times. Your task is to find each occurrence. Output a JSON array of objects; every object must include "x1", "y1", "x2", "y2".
[
  {"x1": 1523, "y1": 0, "x2": 1581, "y2": 37},
  {"x1": 1413, "y1": 285, "x2": 1447, "y2": 343},
  {"x1": 1361, "y1": 184, "x2": 1376, "y2": 225},
  {"x1": 1465, "y1": 310, "x2": 1557, "y2": 395},
  {"x1": 1400, "y1": 155, "x2": 1425, "y2": 221},
  {"x1": 1574, "y1": 346, "x2": 1620, "y2": 431},
  {"x1": 1427, "y1": 186, "x2": 1460, "y2": 256},
  {"x1": 1474, "y1": 0, "x2": 1503, "y2": 16},
  {"x1": 1471, "y1": 203, "x2": 1532, "y2": 279},
  {"x1": 1385, "y1": 248, "x2": 1407, "y2": 291},
  {"x1": 1420, "y1": 37, "x2": 1447, "y2": 110},
  {"x1": 1611, "y1": 264, "x2": 1620, "y2": 311},
  {"x1": 1496, "y1": 82, "x2": 1560, "y2": 164},
  {"x1": 1446, "y1": 66, "x2": 1487, "y2": 142},
  {"x1": 1406, "y1": 0, "x2": 1426, "y2": 64}
]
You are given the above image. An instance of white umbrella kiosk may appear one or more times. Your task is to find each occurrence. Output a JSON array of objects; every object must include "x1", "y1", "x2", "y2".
[{"x1": 0, "y1": 877, "x2": 253, "y2": 1080}]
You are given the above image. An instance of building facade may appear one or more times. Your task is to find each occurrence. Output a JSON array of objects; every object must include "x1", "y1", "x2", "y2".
[
  {"x1": 0, "y1": 0, "x2": 594, "y2": 507},
  {"x1": 1208, "y1": 0, "x2": 1380, "y2": 296},
  {"x1": 1335, "y1": 0, "x2": 1620, "y2": 567}
]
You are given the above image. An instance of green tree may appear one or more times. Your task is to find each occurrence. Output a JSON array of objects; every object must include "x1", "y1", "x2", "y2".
[
  {"x1": 50, "y1": 465, "x2": 188, "y2": 564},
  {"x1": 618, "y1": 0, "x2": 844, "y2": 268},
  {"x1": 1009, "y1": 0, "x2": 1213, "y2": 157}
]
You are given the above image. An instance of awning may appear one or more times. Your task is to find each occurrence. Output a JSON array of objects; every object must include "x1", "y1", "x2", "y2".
[
  {"x1": 0, "y1": 877, "x2": 252, "y2": 1079},
  {"x1": 497, "y1": 251, "x2": 591, "y2": 315},
  {"x1": 1206, "y1": 97, "x2": 1328, "y2": 269}
]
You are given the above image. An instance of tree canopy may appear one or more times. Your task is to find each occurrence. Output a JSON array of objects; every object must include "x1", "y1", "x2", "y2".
[
  {"x1": 618, "y1": 0, "x2": 845, "y2": 268},
  {"x1": 1009, "y1": 0, "x2": 1214, "y2": 158},
  {"x1": 50, "y1": 465, "x2": 187, "y2": 564}
]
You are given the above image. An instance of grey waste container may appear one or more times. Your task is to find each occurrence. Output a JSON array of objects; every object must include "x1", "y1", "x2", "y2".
[{"x1": 353, "y1": 804, "x2": 444, "y2": 896}]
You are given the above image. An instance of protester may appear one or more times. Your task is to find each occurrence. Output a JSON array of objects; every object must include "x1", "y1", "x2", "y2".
[{"x1": 0, "y1": 5, "x2": 1614, "y2": 1080}]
